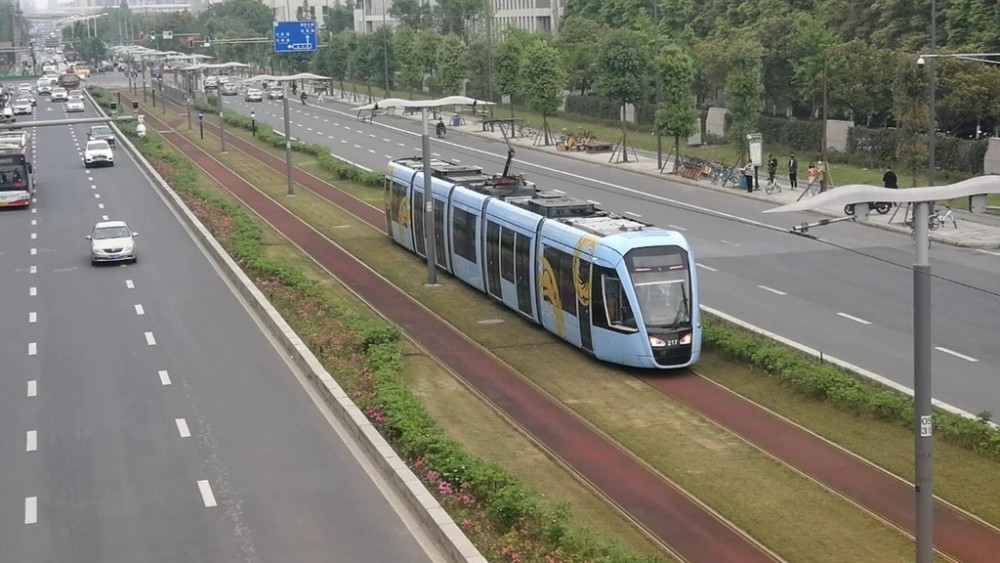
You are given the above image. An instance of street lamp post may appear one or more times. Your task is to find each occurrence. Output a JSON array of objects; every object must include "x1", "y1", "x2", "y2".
[{"x1": 283, "y1": 80, "x2": 293, "y2": 195}]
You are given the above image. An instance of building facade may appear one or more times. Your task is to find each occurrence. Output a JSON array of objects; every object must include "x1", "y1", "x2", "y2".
[{"x1": 353, "y1": 0, "x2": 564, "y2": 35}]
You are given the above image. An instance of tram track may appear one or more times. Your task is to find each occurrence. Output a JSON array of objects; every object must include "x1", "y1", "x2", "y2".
[
  {"x1": 122, "y1": 92, "x2": 1000, "y2": 562},
  {"x1": 125, "y1": 95, "x2": 781, "y2": 563}
]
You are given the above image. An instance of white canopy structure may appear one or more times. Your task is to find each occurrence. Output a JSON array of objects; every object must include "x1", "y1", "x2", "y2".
[
  {"x1": 237, "y1": 72, "x2": 331, "y2": 83},
  {"x1": 764, "y1": 175, "x2": 1000, "y2": 214},
  {"x1": 353, "y1": 96, "x2": 495, "y2": 112}
]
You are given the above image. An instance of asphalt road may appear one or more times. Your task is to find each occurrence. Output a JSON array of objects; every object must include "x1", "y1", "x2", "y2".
[
  {"x1": 0, "y1": 90, "x2": 439, "y2": 562},
  {"x1": 215, "y1": 89, "x2": 1000, "y2": 417}
]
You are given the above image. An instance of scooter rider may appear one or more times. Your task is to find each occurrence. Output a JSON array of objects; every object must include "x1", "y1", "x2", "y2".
[
  {"x1": 300, "y1": 91, "x2": 308, "y2": 105},
  {"x1": 435, "y1": 119, "x2": 446, "y2": 138}
]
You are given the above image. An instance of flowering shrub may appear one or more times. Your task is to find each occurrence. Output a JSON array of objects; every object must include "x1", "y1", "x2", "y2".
[{"x1": 105, "y1": 93, "x2": 662, "y2": 563}]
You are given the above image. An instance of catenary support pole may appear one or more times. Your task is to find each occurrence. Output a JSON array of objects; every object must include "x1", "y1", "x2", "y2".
[
  {"x1": 283, "y1": 81, "x2": 294, "y2": 196},
  {"x1": 421, "y1": 107, "x2": 437, "y2": 285},
  {"x1": 913, "y1": 199, "x2": 933, "y2": 563},
  {"x1": 218, "y1": 88, "x2": 226, "y2": 152}
]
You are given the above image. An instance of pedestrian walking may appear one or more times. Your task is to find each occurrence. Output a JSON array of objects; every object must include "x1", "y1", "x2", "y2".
[
  {"x1": 883, "y1": 166, "x2": 898, "y2": 189},
  {"x1": 788, "y1": 152, "x2": 798, "y2": 189},
  {"x1": 806, "y1": 162, "x2": 818, "y2": 191}
]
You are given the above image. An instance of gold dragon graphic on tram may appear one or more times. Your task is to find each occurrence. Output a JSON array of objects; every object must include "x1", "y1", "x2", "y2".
[{"x1": 573, "y1": 235, "x2": 597, "y2": 307}]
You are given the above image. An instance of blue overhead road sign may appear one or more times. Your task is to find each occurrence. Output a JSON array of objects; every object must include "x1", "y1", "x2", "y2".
[{"x1": 273, "y1": 21, "x2": 318, "y2": 53}]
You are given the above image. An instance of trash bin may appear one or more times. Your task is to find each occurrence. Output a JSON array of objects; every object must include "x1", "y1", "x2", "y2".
[
  {"x1": 739, "y1": 174, "x2": 748, "y2": 190},
  {"x1": 450, "y1": 114, "x2": 461, "y2": 127}
]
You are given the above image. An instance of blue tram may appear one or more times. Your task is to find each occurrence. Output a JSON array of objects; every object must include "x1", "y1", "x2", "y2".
[{"x1": 383, "y1": 156, "x2": 700, "y2": 369}]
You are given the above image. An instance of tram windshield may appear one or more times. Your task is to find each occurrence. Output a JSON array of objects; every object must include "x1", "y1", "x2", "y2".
[
  {"x1": 625, "y1": 247, "x2": 691, "y2": 329},
  {"x1": 0, "y1": 164, "x2": 28, "y2": 191}
]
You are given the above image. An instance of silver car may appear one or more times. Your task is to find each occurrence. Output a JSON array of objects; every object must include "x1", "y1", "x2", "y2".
[{"x1": 87, "y1": 220, "x2": 138, "y2": 265}]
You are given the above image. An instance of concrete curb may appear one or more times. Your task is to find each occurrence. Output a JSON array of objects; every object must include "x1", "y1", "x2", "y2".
[{"x1": 87, "y1": 89, "x2": 486, "y2": 563}]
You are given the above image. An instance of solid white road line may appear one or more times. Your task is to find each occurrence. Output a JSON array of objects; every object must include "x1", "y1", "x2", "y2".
[
  {"x1": 134, "y1": 304, "x2": 145, "y2": 315},
  {"x1": 197, "y1": 480, "x2": 218, "y2": 507},
  {"x1": 29, "y1": 312, "x2": 36, "y2": 323},
  {"x1": 757, "y1": 285, "x2": 787, "y2": 296},
  {"x1": 24, "y1": 497, "x2": 37, "y2": 524},
  {"x1": 27, "y1": 380, "x2": 37, "y2": 397},
  {"x1": 26, "y1": 431, "x2": 37, "y2": 452},
  {"x1": 29, "y1": 287, "x2": 36, "y2": 296},
  {"x1": 975, "y1": 249, "x2": 1000, "y2": 256},
  {"x1": 175, "y1": 418, "x2": 192, "y2": 438},
  {"x1": 837, "y1": 312, "x2": 872, "y2": 325},
  {"x1": 126, "y1": 279, "x2": 134, "y2": 289},
  {"x1": 695, "y1": 263, "x2": 718, "y2": 272},
  {"x1": 587, "y1": 199, "x2": 602, "y2": 205},
  {"x1": 144, "y1": 332, "x2": 156, "y2": 346},
  {"x1": 935, "y1": 347, "x2": 979, "y2": 362},
  {"x1": 28, "y1": 342, "x2": 36, "y2": 356},
  {"x1": 158, "y1": 370, "x2": 171, "y2": 386},
  {"x1": 625, "y1": 211, "x2": 642, "y2": 218}
]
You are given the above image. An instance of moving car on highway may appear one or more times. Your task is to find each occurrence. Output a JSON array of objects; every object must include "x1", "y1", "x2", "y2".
[
  {"x1": 86, "y1": 220, "x2": 138, "y2": 265},
  {"x1": 267, "y1": 87, "x2": 284, "y2": 100},
  {"x1": 221, "y1": 82, "x2": 238, "y2": 96},
  {"x1": 66, "y1": 94, "x2": 85, "y2": 112},
  {"x1": 12, "y1": 97, "x2": 33, "y2": 115},
  {"x1": 50, "y1": 87, "x2": 68, "y2": 101},
  {"x1": 83, "y1": 139, "x2": 114, "y2": 168},
  {"x1": 244, "y1": 87, "x2": 263, "y2": 102},
  {"x1": 87, "y1": 125, "x2": 115, "y2": 148}
]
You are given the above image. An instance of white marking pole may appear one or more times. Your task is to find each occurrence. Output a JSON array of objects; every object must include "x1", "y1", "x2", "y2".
[
  {"x1": 26, "y1": 431, "x2": 37, "y2": 452},
  {"x1": 197, "y1": 480, "x2": 218, "y2": 507},
  {"x1": 935, "y1": 347, "x2": 979, "y2": 362},
  {"x1": 175, "y1": 418, "x2": 191, "y2": 438},
  {"x1": 144, "y1": 332, "x2": 156, "y2": 346},
  {"x1": 158, "y1": 370, "x2": 171, "y2": 385},
  {"x1": 24, "y1": 497, "x2": 37, "y2": 524},
  {"x1": 837, "y1": 312, "x2": 872, "y2": 325},
  {"x1": 27, "y1": 380, "x2": 37, "y2": 397}
]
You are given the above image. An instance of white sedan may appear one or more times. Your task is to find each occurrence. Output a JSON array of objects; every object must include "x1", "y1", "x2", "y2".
[
  {"x1": 12, "y1": 99, "x2": 32, "y2": 115},
  {"x1": 50, "y1": 88, "x2": 68, "y2": 102},
  {"x1": 83, "y1": 140, "x2": 114, "y2": 168},
  {"x1": 87, "y1": 220, "x2": 138, "y2": 265},
  {"x1": 66, "y1": 96, "x2": 85, "y2": 112}
]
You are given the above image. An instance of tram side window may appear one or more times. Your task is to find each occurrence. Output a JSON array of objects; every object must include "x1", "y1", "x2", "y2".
[
  {"x1": 500, "y1": 227, "x2": 515, "y2": 282},
  {"x1": 390, "y1": 182, "x2": 405, "y2": 222},
  {"x1": 434, "y1": 199, "x2": 447, "y2": 267},
  {"x1": 452, "y1": 208, "x2": 477, "y2": 261},
  {"x1": 602, "y1": 275, "x2": 637, "y2": 332}
]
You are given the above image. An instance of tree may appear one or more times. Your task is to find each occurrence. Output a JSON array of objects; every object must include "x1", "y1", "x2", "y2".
[
  {"x1": 552, "y1": 17, "x2": 605, "y2": 95},
  {"x1": 371, "y1": 27, "x2": 398, "y2": 96},
  {"x1": 891, "y1": 55, "x2": 929, "y2": 186},
  {"x1": 723, "y1": 37, "x2": 765, "y2": 157},
  {"x1": 394, "y1": 28, "x2": 424, "y2": 97},
  {"x1": 434, "y1": 0, "x2": 489, "y2": 38},
  {"x1": 75, "y1": 37, "x2": 107, "y2": 62},
  {"x1": 595, "y1": 28, "x2": 651, "y2": 161},
  {"x1": 435, "y1": 34, "x2": 468, "y2": 95},
  {"x1": 654, "y1": 43, "x2": 699, "y2": 171},
  {"x1": 350, "y1": 33, "x2": 378, "y2": 100},
  {"x1": 389, "y1": 0, "x2": 434, "y2": 30},
  {"x1": 465, "y1": 32, "x2": 494, "y2": 101},
  {"x1": 492, "y1": 28, "x2": 531, "y2": 117},
  {"x1": 520, "y1": 39, "x2": 567, "y2": 145},
  {"x1": 324, "y1": 4, "x2": 354, "y2": 34}
]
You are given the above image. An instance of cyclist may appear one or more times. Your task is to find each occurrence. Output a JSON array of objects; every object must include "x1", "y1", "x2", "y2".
[
  {"x1": 435, "y1": 119, "x2": 447, "y2": 138},
  {"x1": 300, "y1": 91, "x2": 308, "y2": 105}
]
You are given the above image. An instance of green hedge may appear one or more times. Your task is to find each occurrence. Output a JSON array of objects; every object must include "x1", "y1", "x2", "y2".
[
  {"x1": 95, "y1": 87, "x2": 659, "y2": 563},
  {"x1": 192, "y1": 98, "x2": 385, "y2": 187},
  {"x1": 703, "y1": 316, "x2": 1000, "y2": 461}
]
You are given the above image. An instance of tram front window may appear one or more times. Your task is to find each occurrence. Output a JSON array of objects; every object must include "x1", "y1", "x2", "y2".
[{"x1": 625, "y1": 247, "x2": 691, "y2": 330}]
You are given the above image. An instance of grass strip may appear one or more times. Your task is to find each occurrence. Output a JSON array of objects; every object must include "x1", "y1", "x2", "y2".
[
  {"x1": 107, "y1": 100, "x2": 667, "y2": 563},
  {"x1": 129, "y1": 94, "x2": 934, "y2": 562}
]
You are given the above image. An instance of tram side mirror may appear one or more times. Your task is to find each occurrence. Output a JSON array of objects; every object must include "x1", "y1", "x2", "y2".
[{"x1": 26, "y1": 162, "x2": 32, "y2": 174}]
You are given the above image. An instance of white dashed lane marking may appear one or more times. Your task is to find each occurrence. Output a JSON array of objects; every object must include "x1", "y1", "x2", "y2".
[
  {"x1": 159, "y1": 370, "x2": 172, "y2": 385},
  {"x1": 27, "y1": 380, "x2": 37, "y2": 397},
  {"x1": 144, "y1": 332, "x2": 157, "y2": 346},
  {"x1": 197, "y1": 481, "x2": 218, "y2": 507},
  {"x1": 757, "y1": 285, "x2": 787, "y2": 296},
  {"x1": 126, "y1": 279, "x2": 134, "y2": 289},
  {"x1": 837, "y1": 312, "x2": 872, "y2": 325},
  {"x1": 175, "y1": 419, "x2": 192, "y2": 438},
  {"x1": 30, "y1": 248, "x2": 36, "y2": 255},
  {"x1": 28, "y1": 342, "x2": 36, "y2": 356},
  {"x1": 29, "y1": 312, "x2": 36, "y2": 323},
  {"x1": 29, "y1": 286, "x2": 36, "y2": 296},
  {"x1": 24, "y1": 497, "x2": 37, "y2": 524},
  {"x1": 935, "y1": 347, "x2": 978, "y2": 362},
  {"x1": 696, "y1": 263, "x2": 718, "y2": 272},
  {"x1": 30, "y1": 232, "x2": 36, "y2": 239},
  {"x1": 26, "y1": 431, "x2": 37, "y2": 452},
  {"x1": 135, "y1": 304, "x2": 145, "y2": 315}
]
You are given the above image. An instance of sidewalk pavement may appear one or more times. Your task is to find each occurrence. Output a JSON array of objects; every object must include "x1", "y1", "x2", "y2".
[{"x1": 318, "y1": 89, "x2": 1000, "y2": 250}]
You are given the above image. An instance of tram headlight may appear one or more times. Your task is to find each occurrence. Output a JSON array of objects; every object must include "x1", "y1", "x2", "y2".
[
  {"x1": 649, "y1": 336, "x2": 666, "y2": 348},
  {"x1": 680, "y1": 333, "x2": 692, "y2": 345}
]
